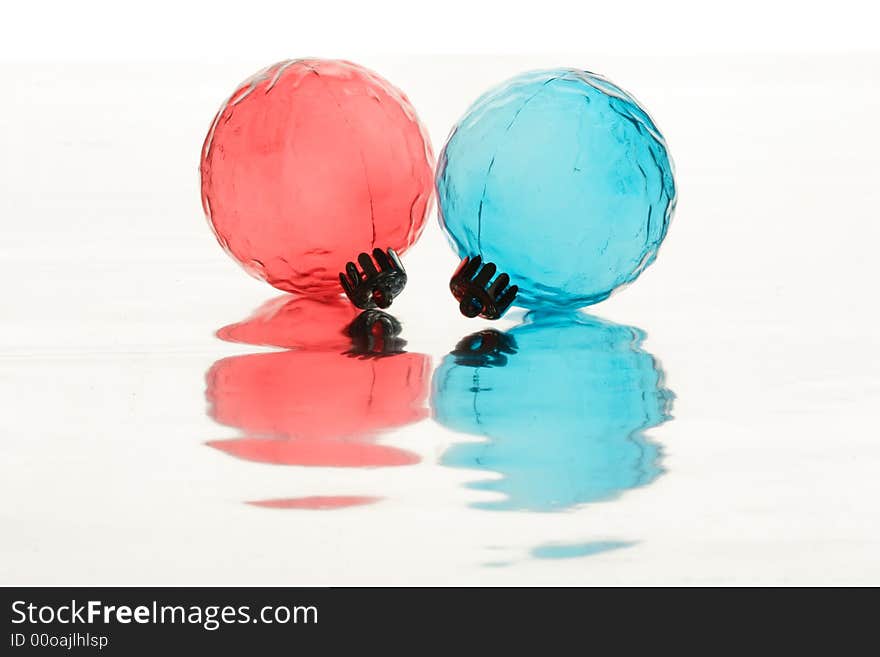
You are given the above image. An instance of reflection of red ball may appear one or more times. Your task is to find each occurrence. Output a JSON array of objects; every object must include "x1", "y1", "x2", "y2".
[
  {"x1": 200, "y1": 59, "x2": 434, "y2": 295},
  {"x1": 216, "y1": 295, "x2": 357, "y2": 351}
]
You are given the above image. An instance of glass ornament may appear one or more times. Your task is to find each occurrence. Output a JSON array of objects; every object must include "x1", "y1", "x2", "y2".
[
  {"x1": 201, "y1": 59, "x2": 434, "y2": 295},
  {"x1": 436, "y1": 68, "x2": 676, "y2": 309}
]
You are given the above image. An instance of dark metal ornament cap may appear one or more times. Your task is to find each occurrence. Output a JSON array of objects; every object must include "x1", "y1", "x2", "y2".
[
  {"x1": 339, "y1": 247, "x2": 407, "y2": 310},
  {"x1": 449, "y1": 255, "x2": 518, "y2": 320}
]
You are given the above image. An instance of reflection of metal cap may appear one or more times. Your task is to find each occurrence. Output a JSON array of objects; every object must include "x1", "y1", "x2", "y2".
[
  {"x1": 346, "y1": 310, "x2": 407, "y2": 357},
  {"x1": 451, "y1": 329, "x2": 518, "y2": 368},
  {"x1": 339, "y1": 247, "x2": 408, "y2": 310},
  {"x1": 449, "y1": 255, "x2": 518, "y2": 320}
]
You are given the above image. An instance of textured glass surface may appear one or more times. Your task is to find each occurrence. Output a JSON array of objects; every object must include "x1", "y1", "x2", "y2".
[
  {"x1": 201, "y1": 59, "x2": 434, "y2": 295},
  {"x1": 436, "y1": 69, "x2": 676, "y2": 308},
  {"x1": 432, "y1": 312, "x2": 673, "y2": 512}
]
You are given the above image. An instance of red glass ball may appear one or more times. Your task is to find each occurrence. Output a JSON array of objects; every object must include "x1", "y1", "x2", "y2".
[{"x1": 200, "y1": 59, "x2": 434, "y2": 295}]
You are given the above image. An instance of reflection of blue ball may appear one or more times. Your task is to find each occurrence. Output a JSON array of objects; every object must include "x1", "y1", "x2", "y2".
[
  {"x1": 436, "y1": 69, "x2": 677, "y2": 308},
  {"x1": 432, "y1": 312, "x2": 673, "y2": 512}
]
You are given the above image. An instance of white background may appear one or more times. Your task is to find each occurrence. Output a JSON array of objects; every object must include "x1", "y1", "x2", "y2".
[{"x1": 1, "y1": 2, "x2": 879, "y2": 584}]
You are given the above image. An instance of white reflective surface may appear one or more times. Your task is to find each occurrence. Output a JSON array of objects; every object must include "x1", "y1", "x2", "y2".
[{"x1": 2, "y1": 55, "x2": 879, "y2": 585}]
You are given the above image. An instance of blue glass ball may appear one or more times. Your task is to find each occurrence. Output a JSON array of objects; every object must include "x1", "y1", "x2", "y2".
[{"x1": 436, "y1": 69, "x2": 677, "y2": 308}]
